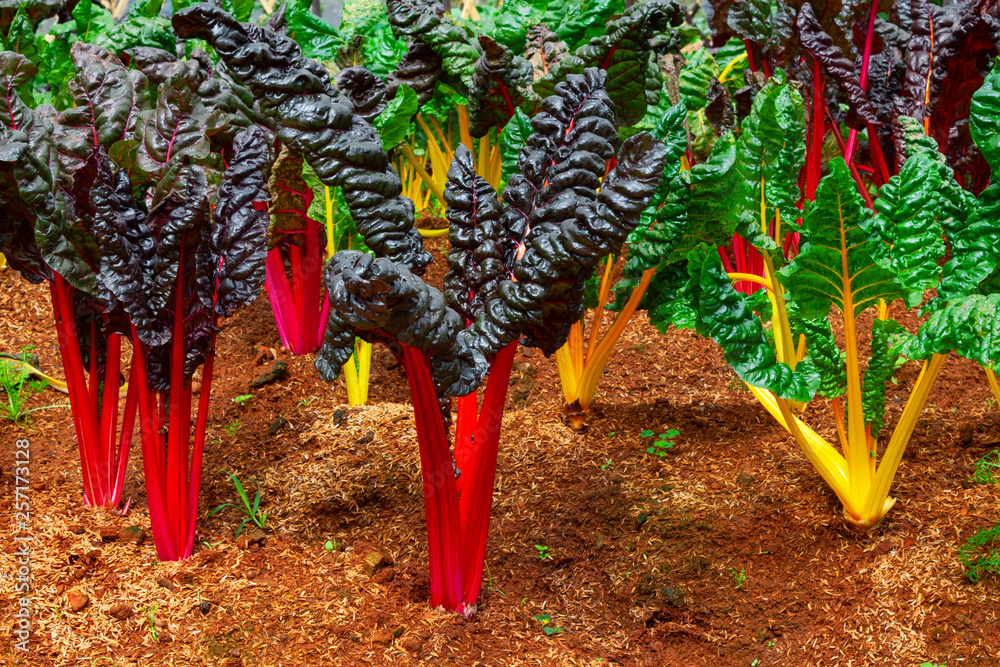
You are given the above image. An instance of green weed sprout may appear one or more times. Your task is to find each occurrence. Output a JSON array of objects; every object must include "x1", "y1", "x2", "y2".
[{"x1": 209, "y1": 470, "x2": 268, "y2": 537}]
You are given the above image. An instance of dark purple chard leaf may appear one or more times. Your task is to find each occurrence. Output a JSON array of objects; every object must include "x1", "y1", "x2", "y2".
[
  {"x1": 468, "y1": 35, "x2": 537, "y2": 138},
  {"x1": 335, "y1": 67, "x2": 388, "y2": 123},
  {"x1": 317, "y1": 251, "x2": 487, "y2": 397},
  {"x1": 386, "y1": 41, "x2": 442, "y2": 105},
  {"x1": 461, "y1": 69, "x2": 667, "y2": 358},
  {"x1": 796, "y1": 2, "x2": 877, "y2": 129},
  {"x1": 0, "y1": 204, "x2": 49, "y2": 283},
  {"x1": 704, "y1": 0, "x2": 740, "y2": 44},
  {"x1": 91, "y1": 156, "x2": 159, "y2": 338},
  {"x1": 131, "y1": 47, "x2": 275, "y2": 156},
  {"x1": 516, "y1": 132, "x2": 667, "y2": 353},
  {"x1": 200, "y1": 127, "x2": 271, "y2": 318},
  {"x1": 172, "y1": 4, "x2": 431, "y2": 275},
  {"x1": 727, "y1": 0, "x2": 795, "y2": 55},
  {"x1": 896, "y1": 0, "x2": 931, "y2": 119},
  {"x1": 523, "y1": 24, "x2": 569, "y2": 82},
  {"x1": 0, "y1": 0, "x2": 58, "y2": 36},
  {"x1": 59, "y1": 43, "x2": 149, "y2": 151},
  {"x1": 385, "y1": 0, "x2": 480, "y2": 96},
  {"x1": 443, "y1": 145, "x2": 507, "y2": 321},
  {"x1": 136, "y1": 70, "x2": 228, "y2": 187}
]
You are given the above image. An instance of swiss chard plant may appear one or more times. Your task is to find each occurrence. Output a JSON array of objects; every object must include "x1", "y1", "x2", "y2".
[
  {"x1": 173, "y1": 3, "x2": 666, "y2": 615},
  {"x1": 0, "y1": 32, "x2": 275, "y2": 559},
  {"x1": 0, "y1": 44, "x2": 146, "y2": 509},
  {"x1": 628, "y1": 69, "x2": 1000, "y2": 530}
]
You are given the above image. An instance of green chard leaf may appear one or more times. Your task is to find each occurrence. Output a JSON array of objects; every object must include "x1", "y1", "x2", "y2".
[
  {"x1": 734, "y1": 75, "x2": 805, "y2": 249},
  {"x1": 797, "y1": 317, "x2": 845, "y2": 399},
  {"x1": 970, "y1": 57, "x2": 1000, "y2": 177},
  {"x1": 691, "y1": 244, "x2": 819, "y2": 402},
  {"x1": 498, "y1": 107, "x2": 532, "y2": 191},
  {"x1": 374, "y1": 84, "x2": 418, "y2": 151},
  {"x1": 869, "y1": 154, "x2": 945, "y2": 308},
  {"x1": 783, "y1": 159, "x2": 906, "y2": 320},
  {"x1": 861, "y1": 318, "x2": 904, "y2": 435},
  {"x1": 906, "y1": 294, "x2": 1000, "y2": 367}
]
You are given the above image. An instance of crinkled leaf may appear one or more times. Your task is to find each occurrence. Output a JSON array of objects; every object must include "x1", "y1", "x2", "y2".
[
  {"x1": 374, "y1": 84, "x2": 417, "y2": 151},
  {"x1": 861, "y1": 318, "x2": 903, "y2": 434},
  {"x1": 692, "y1": 244, "x2": 820, "y2": 402},
  {"x1": 795, "y1": 3, "x2": 876, "y2": 129},
  {"x1": 443, "y1": 145, "x2": 507, "y2": 321},
  {"x1": 386, "y1": 0, "x2": 480, "y2": 96},
  {"x1": 136, "y1": 70, "x2": 227, "y2": 191},
  {"x1": 202, "y1": 127, "x2": 271, "y2": 318},
  {"x1": 783, "y1": 159, "x2": 906, "y2": 319},
  {"x1": 387, "y1": 41, "x2": 441, "y2": 104},
  {"x1": 869, "y1": 154, "x2": 945, "y2": 307},
  {"x1": 798, "y1": 316, "x2": 845, "y2": 399},
  {"x1": 734, "y1": 76, "x2": 805, "y2": 246},
  {"x1": 906, "y1": 294, "x2": 1000, "y2": 368},
  {"x1": 542, "y1": 0, "x2": 624, "y2": 51},
  {"x1": 498, "y1": 107, "x2": 532, "y2": 191},
  {"x1": 173, "y1": 4, "x2": 431, "y2": 274},
  {"x1": 317, "y1": 251, "x2": 487, "y2": 396},
  {"x1": 523, "y1": 23, "x2": 568, "y2": 82},
  {"x1": 468, "y1": 35, "x2": 537, "y2": 138}
]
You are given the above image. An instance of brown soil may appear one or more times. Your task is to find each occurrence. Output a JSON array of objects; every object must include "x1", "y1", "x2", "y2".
[{"x1": 1, "y1": 256, "x2": 999, "y2": 667}]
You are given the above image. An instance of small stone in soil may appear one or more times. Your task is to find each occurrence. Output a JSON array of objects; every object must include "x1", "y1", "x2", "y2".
[
  {"x1": 68, "y1": 590, "x2": 89, "y2": 612},
  {"x1": 109, "y1": 603, "x2": 133, "y2": 620},
  {"x1": 362, "y1": 551, "x2": 393, "y2": 575},
  {"x1": 357, "y1": 431, "x2": 375, "y2": 445},
  {"x1": 69, "y1": 525, "x2": 85, "y2": 535},
  {"x1": 332, "y1": 409, "x2": 347, "y2": 425},
  {"x1": 736, "y1": 472, "x2": 756, "y2": 489},
  {"x1": 99, "y1": 526, "x2": 119, "y2": 541},
  {"x1": 119, "y1": 525, "x2": 145, "y2": 545},
  {"x1": 268, "y1": 416, "x2": 288, "y2": 436},
  {"x1": 199, "y1": 601, "x2": 212, "y2": 615},
  {"x1": 251, "y1": 360, "x2": 288, "y2": 388},
  {"x1": 156, "y1": 577, "x2": 177, "y2": 592}
]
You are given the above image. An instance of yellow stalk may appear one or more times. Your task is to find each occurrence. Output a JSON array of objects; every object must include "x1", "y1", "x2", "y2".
[
  {"x1": 576, "y1": 268, "x2": 656, "y2": 411},
  {"x1": 726, "y1": 273, "x2": 773, "y2": 291},
  {"x1": 760, "y1": 252, "x2": 796, "y2": 369},
  {"x1": 399, "y1": 145, "x2": 445, "y2": 204},
  {"x1": 876, "y1": 298, "x2": 888, "y2": 320},
  {"x1": 457, "y1": 105, "x2": 474, "y2": 152},
  {"x1": 344, "y1": 339, "x2": 373, "y2": 405},
  {"x1": 986, "y1": 367, "x2": 1000, "y2": 406},
  {"x1": 555, "y1": 322, "x2": 584, "y2": 403},
  {"x1": 324, "y1": 186, "x2": 336, "y2": 259},
  {"x1": 488, "y1": 144, "x2": 502, "y2": 190},
  {"x1": 718, "y1": 52, "x2": 748, "y2": 83},
  {"x1": 585, "y1": 254, "x2": 617, "y2": 365},
  {"x1": 839, "y1": 282, "x2": 870, "y2": 513},
  {"x1": 0, "y1": 252, "x2": 6, "y2": 270},
  {"x1": 795, "y1": 334, "x2": 807, "y2": 362},
  {"x1": 860, "y1": 353, "x2": 945, "y2": 525}
]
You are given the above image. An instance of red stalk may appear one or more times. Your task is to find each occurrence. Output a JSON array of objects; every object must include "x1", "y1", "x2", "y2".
[
  {"x1": 264, "y1": 220, "x2": 328, "y2": 355},
  {"x1": 459, "y1": 341, "x2": 518, "y2": 607},
  {"x1": 806, "y1": 58, "x2": 825, "y2": 201},
  {"x1": 402, "y1": 344, "x2": 465, "y2": 613},
  {"x1": 50, "y1": 275, "x2": 136, "y2": 507}
]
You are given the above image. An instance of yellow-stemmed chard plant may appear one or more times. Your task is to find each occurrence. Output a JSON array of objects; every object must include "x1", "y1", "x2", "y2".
[
  {"x1": 631, "y1": 75, "x2": 1000, "y2": 531},
  {"x1": 399, "y1": 105, "x2": 502, "y2": 234}
]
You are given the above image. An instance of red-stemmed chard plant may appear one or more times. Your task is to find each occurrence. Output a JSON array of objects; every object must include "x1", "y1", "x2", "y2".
[{"x1": 173, "y1": 2, "x2": 666, "y2": 615}]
